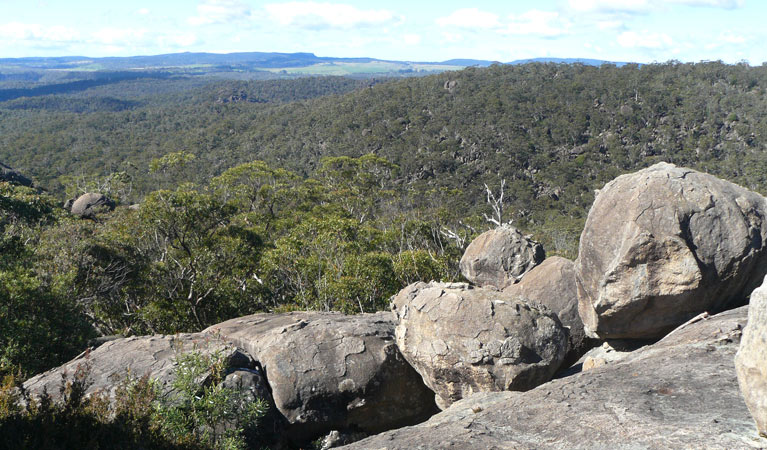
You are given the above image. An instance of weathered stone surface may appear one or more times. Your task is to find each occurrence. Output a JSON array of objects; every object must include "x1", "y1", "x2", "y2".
[
  {"x1": 459, "y1": 225, "x2": 545, "y2": 289},
  {"x1": 576, "y1": 339, "x2": 647, "y2": 372},
  {"x1": 504, "y1": 256, "x2": 591, "y2": 364},
  {"x1": 736, "y1": 275, "x2": 767, "y2": 436},
  {"x1": 342, "y1": 306, "x2": 767, "y2": 449},
  {"x1": 0, "y1": 162, "x2": 32, "y2": 187},
  {"x1": 204, "y1": 312, "x2": 437, "y2": 441},
  {"x1": 23, "y1": 333, "x2": 250, "y2": 400},
  {"x1": 576, "y1": 162, "x2": 767, "y2": 339},
  {"x1": 392, "y1": 282, "x2": 568, "y2": 409},
  {"x1": 70, "y1": 192, "x2": 115, "y2": 218}
]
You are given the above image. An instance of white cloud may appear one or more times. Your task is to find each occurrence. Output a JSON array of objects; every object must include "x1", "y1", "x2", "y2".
[
  {"x1": 568, "y1": 0, "x2": 653, "y2": 13},
  {"x1": 665, "y1": 0, "x2": 743, "y2": 8},
  {"x1": 162, "y1": 32, "x2": 199, "y2": 48},
  {"x1": 441, "y1": 32, "x2": 463, "y2": 43},
  {"x1": 0, "y1": 22, "x2": 79, "y2": 43},
  {"x1": 92, "y1": 28, "x2": 148, "y2": 45},
  {"x1": 617, "y1": 30, "x2": 673, "y2": 48},
  {"x1": 137, "y1": 8, "x2": 150, "y2": 15},
  {"x1": 403, "y1": 33, "x2": 421, "y2": 45},
  {"x1": 188, "y1": 0, "x2": 251, "y2": 26},
  {"x1": 597, "y1": 19, "x2": 624, "y2": 30},
  {"x1": 501, "y1": 10, "x2": 570, "y2": 37},
  {"x1": 569, "y1": 0, "x2": 743, "y2": 12},
  {"x1": 435, "y1": 8, "x2": 500, "y2": 29},
  {"x1": 264, "y1": 2, "x2": 396, "y2": 29},
  {"x1": 719, "y1": 31, "x2": 745, "y2": 44}
]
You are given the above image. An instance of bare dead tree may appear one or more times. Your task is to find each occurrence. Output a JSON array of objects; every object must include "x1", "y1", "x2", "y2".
[
  {"x1": 439, "y1": 220, "x2": 477, "y2": 251},
  {"x1": 483, "y1": 179, "x2": 508, "y2": 227}
]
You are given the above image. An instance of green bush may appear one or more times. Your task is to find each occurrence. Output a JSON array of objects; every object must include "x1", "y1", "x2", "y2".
[{"x1": 0, "y1": 350, "x2": 268, "y2": 450}]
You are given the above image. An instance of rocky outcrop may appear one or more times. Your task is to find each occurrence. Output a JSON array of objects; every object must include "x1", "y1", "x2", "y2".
[
  {"x1": 203, "y1": 312, "x2": 437, "y2": 441},
  {"x1": 391, "y1": 282, "x2": 568, "y2": 409},
  {"x1": 70, "y1": 193, "x2": 116, "y2": 218},
  {"x1": 504, "y1": 256, "x2": 591, "y2": 364},
  {"x1": 341, "y1": 306, "x2": 767, "y2": 449},
  {"x1": 0, "y1": 162, "x2": 32, "y2": 187},
  {"x1": 23, "y1": 333, "x2": 254, "y2": 400},
  {"x1": 576, "y1": 162, "x2": 767, "y2": 339},
  {"x1": 736, "y1": 275, "x2": 767, "y2": 436},
  {"x1": 459, "y1": 225, "x2": 545, "y2": 289}
]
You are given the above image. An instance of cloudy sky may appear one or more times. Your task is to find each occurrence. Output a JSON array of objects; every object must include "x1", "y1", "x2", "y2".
[{"x1": 0, "y1": 0, "x2": 763, "y2": 64}]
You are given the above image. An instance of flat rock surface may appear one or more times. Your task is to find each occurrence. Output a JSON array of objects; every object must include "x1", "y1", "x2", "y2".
[
  {"x1": 204, "y1": 311, "x2": 437, "y2": 440},
  {"x1": 341, "y1": 306, "x2": 767, "y2": 449},
  {"x1": 23, "y1": 333, "x2": 243, "y2": 400}
]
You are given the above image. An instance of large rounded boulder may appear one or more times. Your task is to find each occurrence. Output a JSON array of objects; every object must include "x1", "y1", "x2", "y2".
[
  {"x1": 576, "y1": 162, "x2": 767, "y2": 339},
  {"x1": 505, "y1": 256, "x2": 591, "y2": 364},
  {"x1": 459, "y1": 225, "x2": 545, "y2": 289},
  {"x1": 736, "y1": 275, "x2": 767, "y2": 436},
  {"x1": 203, "y1": 312, "x2": 437, "y2": 441},
  {"x1": 392, "y1": 282, "x2": 568, "y2": 409},
  {"x1": 70, "y1": 192, "x2": 115, "y2": 218}
]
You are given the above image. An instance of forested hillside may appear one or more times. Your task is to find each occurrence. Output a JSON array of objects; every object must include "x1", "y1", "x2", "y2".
[
  {"x1": 3, "y1": 62, "x2": 767, "y2": 228},
  {"x1": 3, "y1": 60, "x2": 767, "y2": 381}
]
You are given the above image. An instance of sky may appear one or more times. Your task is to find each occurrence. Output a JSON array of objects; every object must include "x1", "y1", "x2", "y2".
[{"x1": 0, "y1": 0, "x2": 764, "y2": 64}]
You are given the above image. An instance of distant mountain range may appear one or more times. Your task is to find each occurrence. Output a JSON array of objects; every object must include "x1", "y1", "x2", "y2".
[{"x1": 0, "y1": 52, "x2": 630, "y2": 79}]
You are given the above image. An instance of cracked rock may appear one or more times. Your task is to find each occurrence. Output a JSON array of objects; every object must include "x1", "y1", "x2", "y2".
[
  {"x1": 341, "y1": 307, "x2": 767, "y2": 449},
  {"x1": 576, "y1": 162, "x2": 767, "y2": 339},
  {"x1": 23, "y1": 333, "x2": 249, "y2": 402},
  {"x1": 204, "y1": 311, "x2": 437, "y2": 441},
  {"x1": 391, "y1": 282, "x2": 568, "y2": 409}
]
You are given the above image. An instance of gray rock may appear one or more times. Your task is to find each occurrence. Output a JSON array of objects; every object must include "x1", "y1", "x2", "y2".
[
  {"x1": 459, "y1": 225, "x2": 545, "y2": 289},
  {"x1": 736, "y1": 275, "x2": 767, "y2": 437},
  {"x1": 392, "y1": 282, "x2": 568, "y2": 409},
  {"x1": 0, "y1": 162, "x2": 32, "y2": 187},
  {"x1": 576, "y1": 162, "x2": 767, "y2": 339},
  {"x1": 23, "y1": 333, "x2": 251, "y2": 401},
  {"x1": 320, "y1": 429, "x2": 369, "y2": 449},
  {"x1": 70, "y1": 192, "x2": 115, "y2": 218},
  {"x1": 203, "y1": 311, "x2": 437, "y2": 441},
  {"x1": 504, "y1": 256, "x2": 591, "y2": 365},
  {"x1": 341, "y1": 306, "x2": 767, "y2": 449},
  {"x1": 576, "y1": 339, "x2": 647, "y2": 371}
]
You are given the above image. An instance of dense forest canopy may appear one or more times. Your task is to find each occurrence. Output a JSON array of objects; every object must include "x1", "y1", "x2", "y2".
[
  {"x1": 2, "y1": 61, "x2": 767, "y2": 222},
  {"x1": 3, "y1": 60, "x2": 767, "y2": 382}
]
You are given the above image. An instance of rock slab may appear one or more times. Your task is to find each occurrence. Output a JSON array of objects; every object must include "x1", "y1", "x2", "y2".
[
  {"x1": 576, "y1": 162, "x2": 767, "y2": 339},
  {"x1": 204, "y1": 311, "x2": 437, "y2": 441},
  {"x1": 736, "y1": 275, "x2": 767, "y2": 436},
  {"x1": 459, "y1": 225, "x2": 545, "y2": 289},
  {"x1": 392, "y1": 282, "x2": 567, "y2": 409},
  {"x1": 23, "y1": 333, "x2": 251, "y2": 400},
  {"x1": 341, "y1": 306, "x2": 767, "y2": 449}
]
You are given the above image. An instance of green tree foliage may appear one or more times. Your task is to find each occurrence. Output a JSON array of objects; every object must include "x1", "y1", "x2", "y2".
[
  {"x1": 0, "y1": 350, "x2": 268, "y2": 449},
  {"x1": 0, "y1": 182, "x2": 93, "y2": 377}
]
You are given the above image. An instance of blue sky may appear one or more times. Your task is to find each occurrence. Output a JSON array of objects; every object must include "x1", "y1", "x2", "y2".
[{"x1": 0, "y1": 0, "x2": 764, "y2": 64}]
